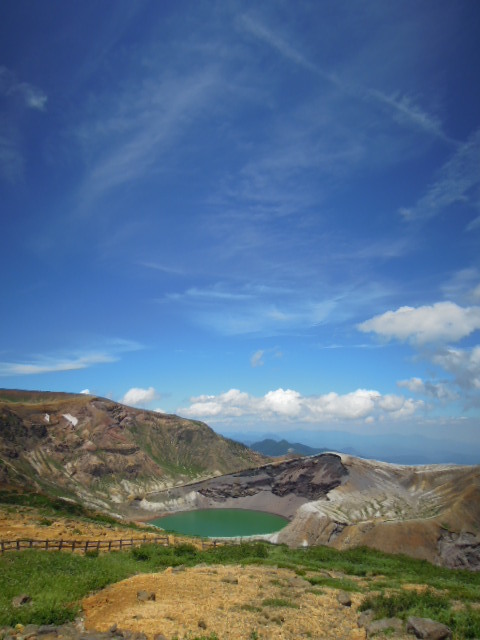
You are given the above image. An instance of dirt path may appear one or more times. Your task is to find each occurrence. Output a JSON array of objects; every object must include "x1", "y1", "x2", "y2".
[{"x1": 83, "y1": 564, "x2": 368, "y2": 640}]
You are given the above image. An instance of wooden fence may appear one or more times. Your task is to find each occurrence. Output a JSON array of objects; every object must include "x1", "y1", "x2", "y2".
[{"x1": 0, "y1": 535, "x2": 239, "y2": 555}]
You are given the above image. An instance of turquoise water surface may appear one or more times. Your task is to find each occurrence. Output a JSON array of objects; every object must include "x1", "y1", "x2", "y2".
[{"x1": 150, "y1": 508, "x2": 288, "y2": 538}]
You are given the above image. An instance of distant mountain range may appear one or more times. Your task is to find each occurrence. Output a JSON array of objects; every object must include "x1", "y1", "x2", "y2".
[
  {"x1": 225, "y1": 429, "x2": 480, "y2": 466},
  {"x1": 250, "y1": 438, "x2": 328, "y2": 457}
]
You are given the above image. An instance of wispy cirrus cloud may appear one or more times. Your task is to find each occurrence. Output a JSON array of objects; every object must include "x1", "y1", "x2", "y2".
[
  {"x1": 0, "y1": 127, "x2": 23, "y2": 183},
  {"x1": 0, "y1": 67, "x2": 47, "y2": 182},
  {"x1": 139, "y1": 261, "x2": 185, "y2": 276},
  {"x1": 0, "y1": 338, "x2": 142, "y2": 376},
  {"x1": 365, "y1": 90, "x2": 454, "y2": 144},
  {"x1": 0, "y1": 66, "x2": 47, "y2": 111},
  {"x1": 240, "y1": 15, "x2": 322, "y2": 77},
  {"x1": 466, "y1": 216, "x2": 480, "y2": 232},
  {"x1": 441, "y1": 268, "x2": 480, "y2": 304},
  {"x1": 400, "y1": 128, "x2": 480, "y2": 222},
  {"x1": 0, "y1": 353, "x2": 116, "y2": 376},
  {"x1": 75, "y1": 65, "x2": 220, "y2": 213},
  {"x1": 250, "y1": 350, "x2": 265, "y2": 368},
  {"x1": 239, "y1": 14, "x2": 450, "y2": 143},
  {"x1": 161, "y1": 282, "x2": 337, "y2": 336}
]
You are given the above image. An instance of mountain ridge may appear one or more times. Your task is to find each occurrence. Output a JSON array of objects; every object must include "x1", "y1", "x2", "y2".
[
  {"x1": 2, "y1": 389, "x2": 480, "y2": 570},
  {"x1": 250, "y1": 438, "x2": 328, "y2": 457},
  {"x1": 225, "y1": 429, "x2": 479, "y2": 465},
  {"x1": 0, "y1": 389, "x2": 266, "y2": 515}
]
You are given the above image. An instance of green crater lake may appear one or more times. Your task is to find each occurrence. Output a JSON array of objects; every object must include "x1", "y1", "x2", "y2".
[{"x1": 150, "y1": 509, "x2": 288, "y2": 538}]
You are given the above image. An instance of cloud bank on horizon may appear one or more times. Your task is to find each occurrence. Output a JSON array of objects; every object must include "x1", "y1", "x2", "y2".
[{"x1": 1, "y1": 1, "x2": 479, "y2": 442}]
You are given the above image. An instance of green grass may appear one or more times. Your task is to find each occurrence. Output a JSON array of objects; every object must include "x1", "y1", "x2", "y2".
[
  {"x1": 1, "y1": 540, "x2": 480, "y2": 638},
  {"x1": 359, "y1": 590, "x2": 480, "y2": 639},
  {"x1": 261, "y1": 597, "x2": 299, "y2": 608},
  {"x1": 239, "y1": 604, "x2": 262, "y2": 613},
  {"x1": 359, "y1": 589, "x2": 451, "y2": 619},
  {"x1": 306, "y1": 575, "x2": 362, "y2": 592}
]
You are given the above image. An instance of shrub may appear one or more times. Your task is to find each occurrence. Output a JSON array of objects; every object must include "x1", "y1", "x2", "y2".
[
  {"x1": 131, "y1": 546, "x2": 152, "y2": 561},
  {"x1": 359, "y1": 589, "x2": 450, "y2": 620},
  {"x1": 173, "y1": 542, "x2": 198, "y2": 558}
]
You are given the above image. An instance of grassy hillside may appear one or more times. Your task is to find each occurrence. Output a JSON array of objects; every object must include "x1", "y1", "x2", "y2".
[
  {"x1": 1, "y1": 541, "x2": 480, "y2": 638},
  {"x1": 1, "y1": 492, "x2": 480, "y2": 639}
]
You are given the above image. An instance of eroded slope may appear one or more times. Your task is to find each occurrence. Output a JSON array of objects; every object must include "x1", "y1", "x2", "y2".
[{"x1": 0, "y1": 390, "x2": 265, "y2": 514}]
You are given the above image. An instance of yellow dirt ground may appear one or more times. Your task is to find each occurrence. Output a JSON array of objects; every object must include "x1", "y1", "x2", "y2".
[
  {"x1": 0, "y1": 505, "x2": 158, "y2": 543},
  {"x1": 1, "y1": 506, "x2": 414, "y2": 639},
  {"x1": 83, "y1": 564, "x2": 369, "y2": 640}
]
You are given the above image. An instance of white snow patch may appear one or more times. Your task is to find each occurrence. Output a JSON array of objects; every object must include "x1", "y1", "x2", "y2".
[
  {"x1": 44, "y1": 413, "x2": 50, "y2": 423},
  {"x1": 63, "y1": 413, "x2": 78, "y2": 427}
]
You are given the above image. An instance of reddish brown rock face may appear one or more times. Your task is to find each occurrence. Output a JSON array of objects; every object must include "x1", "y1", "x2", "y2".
[{"x1": 0, "y1": 390, "x2": 266, "y2": 510}]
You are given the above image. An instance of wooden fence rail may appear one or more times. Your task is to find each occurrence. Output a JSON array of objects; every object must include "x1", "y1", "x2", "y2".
[{"x1": 0, "y1": 535, "x2": 241, "y2": 555}]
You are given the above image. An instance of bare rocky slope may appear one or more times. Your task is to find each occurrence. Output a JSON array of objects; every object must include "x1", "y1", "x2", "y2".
[
  {"x1": 2, "y1": 389, "x2": 480, "y2": 570},
  {"x1": 136, "y1": 452, "x2": 480, "y2": 570},
  {"x1": 0, "y1": 389, "x2": 265, "y2": 514}
]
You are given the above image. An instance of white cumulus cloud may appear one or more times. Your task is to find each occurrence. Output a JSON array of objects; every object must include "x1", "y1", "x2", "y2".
[
  {"x1": 262, "y1": 388, "x2": 302, "y2": 417},
  {"x1": 122, "y1": 386, "x2": 157, "y2": 407},
  {"x1": 397, "y1": 377, "x2": 457, "y2": 401},
  {"x1": 179, "y1": 387, "x2": 421, "y2": 423},
  {"x1": 432, "y1": 346, "x2": 480, "y2": 392},
  {"x1": 358, "y1": 302, "x2": 480, "y2": 344}
]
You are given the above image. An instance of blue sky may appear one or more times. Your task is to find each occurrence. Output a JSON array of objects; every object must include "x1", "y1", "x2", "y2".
[{"x1": 1, "y1": 1, "x2": 480, "y2": 445}]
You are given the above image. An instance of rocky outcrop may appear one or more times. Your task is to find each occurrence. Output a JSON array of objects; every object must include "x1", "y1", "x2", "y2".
[
  {"x1": 0, "y1": 390, "x2": 265, "y2": 514},
  {"x1": 407, "y1": 617, "x2": 452, "y2": 640},
  {"x1": 198, "y1": 454, "x2": 347, "y2": 500},
  {"x1": 437, "y1": 530, "x2": 480, "y2": 571},
  {"x1": 138, "y1": 451, "x2": 480, "y2": 569},
  {"x1": 135, "y1": 454, "x2": 348, "y2": 519},
  {"x1": 273, "y1": 454, "x2": 480, "y2": 569}
]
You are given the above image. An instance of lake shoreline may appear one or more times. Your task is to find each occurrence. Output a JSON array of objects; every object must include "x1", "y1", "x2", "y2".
[{"x1": 147, "y1": 507, "x2": 289, "y2": 538}]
